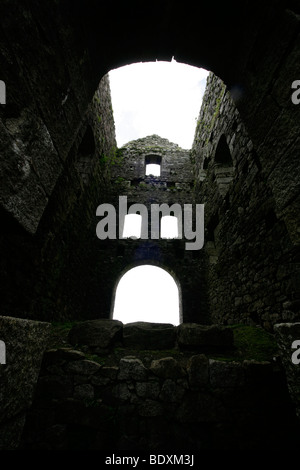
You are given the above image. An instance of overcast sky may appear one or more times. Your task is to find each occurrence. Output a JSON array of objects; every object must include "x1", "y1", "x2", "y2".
[{"x1": 109, "y1": 59, "x2": 209, "y2": 149}]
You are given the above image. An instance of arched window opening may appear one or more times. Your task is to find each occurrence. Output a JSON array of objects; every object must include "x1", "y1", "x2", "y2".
[
  {"x1": 78, "y1": 125, "x2": 95, "y2": 156},
  {"x1": 122, "y1": 213, "x2": 142, "y2": 239},
  {"x1": 161, "y1": 215, "x2": 179, "y2": 238},
  {"x1": 112, "y1": 265, "x2": 181, "y2": 325}
]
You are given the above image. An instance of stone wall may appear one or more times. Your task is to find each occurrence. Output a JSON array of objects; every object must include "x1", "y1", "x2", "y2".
[
  {"x1": 192, "y1": 73, "x2": 300, "y2": 330},
  {"x1": 19, "y1": 320, "x2": 299, "y2": 450},
  {"x1": 92, "y1": 134, "x2": 209, "y2": 324},
  {"x1": 0, "y1": 74, "x2": 117, "y2": 321},
  {"x1": 274, "y1": 322, "x2": 300, "y2": 420},
  {"x1": 0, "y1": 316, "x2": 51, "y2": 450}
]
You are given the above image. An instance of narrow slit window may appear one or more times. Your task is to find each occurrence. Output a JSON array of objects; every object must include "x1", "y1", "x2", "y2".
[
  {"x1": 146, "y1": 163, "x2": 160, "y2": 176},
  {"x1": 214, "y1": 135, "x2": 233, "y2": 167},
  {"x1": 161, "y1": 215, "x2": 179, "y2": 239},
  {"x1": 122, "y1": 213, "x2": 142, "y2": 239}
]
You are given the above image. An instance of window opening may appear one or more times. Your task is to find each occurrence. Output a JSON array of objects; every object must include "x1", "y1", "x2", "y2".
[
  {"x1": 122, "y1": 213, "x2": 142, "y2": 239},
  {"x1": 161, "y1": 215, "x2": 179, "y2": 238},
  {"x1": 146, "y1": 163, "x2": 160, "y2": 176},
  {"x1": 145, "y1": 155, "x2": 162, "y2": 177},
  {"x1": 112, "y1": 265, "x2": 181, "y2": 325},
  {"x1": 213, "y1": 134, "x2": 234, "y2": 197},
  {"x1": 214, "y1": 134, "x2": 233, "y2": 167}
]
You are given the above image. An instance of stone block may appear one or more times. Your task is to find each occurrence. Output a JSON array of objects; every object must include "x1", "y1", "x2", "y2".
[
  {"x1": 118, "y1": 357, "x2": 148, "y2": 381},
  {"x1": 101, "y1": 366, "x2": 119, "y2": 380},
  {"x1": 74, "y1": 384, "x2": 94, "y2": 400},
  {"x1": 138, "y1": 399, "x2": 164, "y2": 417},
  {"x1": 186, "y1": 354, "x2": 209, "y2": 388},
  {"x1": 209, "y1": 359, "x2": 245, "y2": 388},
  {"x1": 66, "y1": 359, "x2": 101, "y2": 376},
  {"x1": 123, "y1": 322, "x2": 176, "y2": 350},
  {"x1": 42, "y1": 348, "x2": 85, "y2": 366},
  {"x1": 112, "y1": 383, "x2": 131, "y2": 402},
  {"x1": 136, "y1": 381, "x2": 160, "y2": 399},
  {"x1": 177, "y1": 323, "x2": 234, "y2": 351},
  {"x1": 159, "y1": 379, "x2": 185, "y2": 403},
  {"x1": 68, "y1": 319, "x2": 123, "y2": 349}
]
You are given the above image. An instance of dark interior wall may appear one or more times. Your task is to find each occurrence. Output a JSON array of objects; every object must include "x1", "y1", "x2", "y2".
[
  {"x1": 192, "y1": 73, "x2": 300, "y2": 330},
  {"x1": 0, "y1": 74, "x2": 117, "y2": 320},
  {"x1": 0, "y1": 1, "x2": 299, "y2": 324}
]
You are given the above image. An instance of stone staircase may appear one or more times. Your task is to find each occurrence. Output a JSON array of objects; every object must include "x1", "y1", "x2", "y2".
[{"x1": 18, "y1": 319, "x2": 300, "y2": 450}]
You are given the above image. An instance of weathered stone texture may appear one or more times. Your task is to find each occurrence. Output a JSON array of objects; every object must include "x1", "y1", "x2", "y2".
[
  {"x1": 186, "y1": 354, "x2": 209, "y2": 389},
  {"x1": 177, "y1": 323, "x2": 234, "y2": 351},
  {"x1": 192, "y1": 72, "x2": 300, "y2": 329},
  {"x1": 0, "y1": 316, "x2": 51, "y2": 449},
  {"x1": 19, "y1": 343, "x2": 297, "y2": 450}
]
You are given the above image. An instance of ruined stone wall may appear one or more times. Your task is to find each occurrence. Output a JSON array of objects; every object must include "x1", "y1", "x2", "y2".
[
  {"x1": 91, "y1": 135, "x2": 209, "y2": 324},
  {"x1": 0, "y1": 74, "x2": 117, "y2": 321},
  {"x1": 192, "y1": 73, "x2": 299, "y2": 330}
]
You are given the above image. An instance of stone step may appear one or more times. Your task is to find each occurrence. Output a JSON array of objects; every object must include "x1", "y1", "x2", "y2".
[{"x1": 67, "y1": 319, "x2": 234, "y2": 353}]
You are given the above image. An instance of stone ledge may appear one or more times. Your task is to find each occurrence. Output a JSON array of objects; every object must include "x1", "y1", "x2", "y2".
[
  {"x1": 177, "y1": 323, "x2": 234, "y2": 351},
  {"x1": 123, "y1": 322, "x2": 176, "y2": 350},
  {"x1": 67, "y1": 320, "x2": 234, "y2": 353}
]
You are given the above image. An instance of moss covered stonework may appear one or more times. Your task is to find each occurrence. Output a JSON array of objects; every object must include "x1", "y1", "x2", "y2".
[{"x1": 192, "y1": 73, "x2": 299, "y2": 330}]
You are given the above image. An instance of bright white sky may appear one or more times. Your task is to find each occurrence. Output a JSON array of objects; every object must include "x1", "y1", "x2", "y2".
[
  {"x1": 113, "y1": 265, "x2": 180, "y2": 325},
  {"x1": 109, "y1": 59, "x2": 209, "y2": 149}
]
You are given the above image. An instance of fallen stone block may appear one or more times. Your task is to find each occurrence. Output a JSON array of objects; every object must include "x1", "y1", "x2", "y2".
[
  {"x1": 123, "y1": 321, "x2": 176, "y2": 350},
  {"x1": 68, "y1": 319, "x2": 123, "y2": 349}
]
